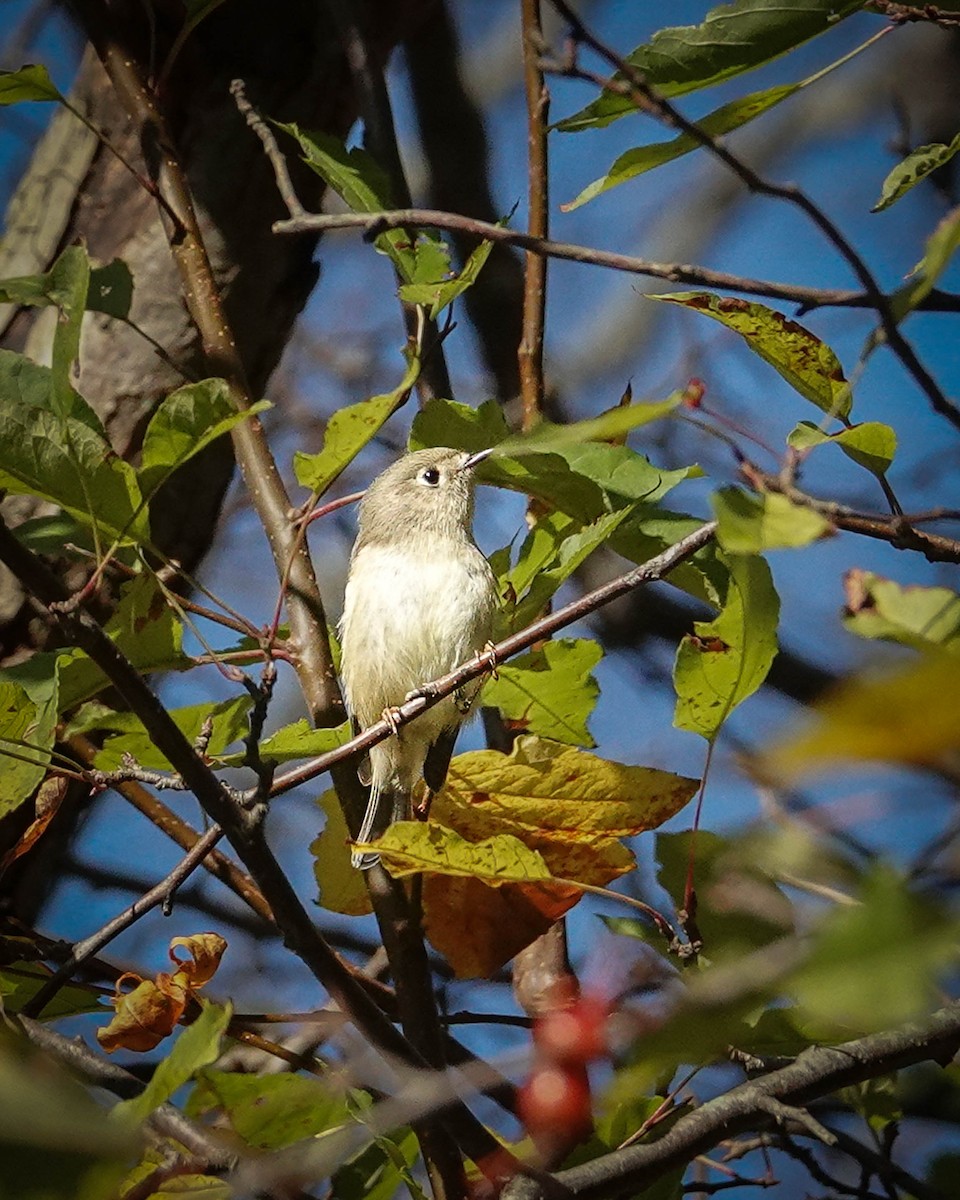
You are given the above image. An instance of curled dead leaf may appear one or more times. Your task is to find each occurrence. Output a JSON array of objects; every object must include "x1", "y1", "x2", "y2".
[{"x1": 97, "y1": 933, "x2": 227, "y2": 1053}]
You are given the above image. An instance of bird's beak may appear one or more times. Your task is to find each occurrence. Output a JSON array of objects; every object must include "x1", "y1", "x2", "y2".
[{"x1": 462, "y1": 447, "x2": 494, "y2": 471}]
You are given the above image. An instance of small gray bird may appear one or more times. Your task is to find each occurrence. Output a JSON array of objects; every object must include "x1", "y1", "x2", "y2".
[{"x1": 339, "y1": 447, "x2": 497, "y2": 869}]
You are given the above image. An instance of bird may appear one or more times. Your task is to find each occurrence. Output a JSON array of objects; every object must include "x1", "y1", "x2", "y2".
[{"x1": 338, "y1": 446, "x2": 497, "y2": 869}]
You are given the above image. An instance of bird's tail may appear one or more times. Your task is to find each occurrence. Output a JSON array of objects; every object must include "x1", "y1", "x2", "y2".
[
  {"x1": 351, "y1": 778, "x2": 410, "y2": 870},
  {"x1": 351, "y1": 780, "x2": 387, "y2": 870}
]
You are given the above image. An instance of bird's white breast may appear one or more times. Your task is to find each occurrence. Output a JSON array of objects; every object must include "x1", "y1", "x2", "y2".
[{"x1": 339, "y1": 541, "x2": 495, "y2": 729}]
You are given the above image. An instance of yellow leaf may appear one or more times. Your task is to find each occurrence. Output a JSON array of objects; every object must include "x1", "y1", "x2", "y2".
[
  {"x1": 760, "y1": 653, "x2": 960, "y2": 780},
  {"x1": 436, "y1": 736, "x2": 698, "y2": 869},
  {"x1": 312, "y1": 789, "x2": 373, "y2": 916},
  {"x1": 371, "y1": 822, "x2": 555, "y2": 882}
]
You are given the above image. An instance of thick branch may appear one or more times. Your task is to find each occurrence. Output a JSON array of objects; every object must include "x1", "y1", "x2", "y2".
[{"x1": 504, "y1": 1000, "x2": 960, "y2": 1200}]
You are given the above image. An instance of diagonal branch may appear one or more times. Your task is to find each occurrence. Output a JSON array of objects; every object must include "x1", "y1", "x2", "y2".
[{"x1": 503, "y1": 999, "x2": 960, "y2": 1199}]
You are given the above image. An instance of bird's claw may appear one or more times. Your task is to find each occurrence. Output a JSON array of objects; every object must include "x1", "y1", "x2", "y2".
[
  {"x1": 477, "y1": 640, "x2": 499, "y2": 680},
  {"x1": 381, "y1": 705, "x2": 403, "y2": 734}
]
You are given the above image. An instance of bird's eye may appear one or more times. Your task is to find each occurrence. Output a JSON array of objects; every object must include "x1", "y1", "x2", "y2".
[{"x1": 419, "y1": 466, "x2": 441, "y2": 486}]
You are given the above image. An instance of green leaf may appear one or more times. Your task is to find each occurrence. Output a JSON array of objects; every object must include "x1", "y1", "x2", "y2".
[
  {"x1": 873, "y1": 132, "x2": 960, "y2": 212},
  {"x1": 760, "y1": 652, "x2": 960, "y2": 779},
  {"x1": 294, "y1": 357, "x2": 420, "y2": 495},
  {"x1": 499, "y1": 510, "x2": 633, "y2": 634},
  {"x1": 279, "y1": 124, "x2": 420, "y2": 280},
  {"x1": 491, "y1": 395, "x2": 682, "y2": 457},
  {"x1": 190, "y1": 1070, "x2": 348, "y2": 1150},
  {"x1": 87, "y1": 259, "x2": 134, "y2": 320},
  {"x1": 398, "y1": 238, "x2": 495, "y2": 319},
  {"x1": 556, "y1": 0, "x2": 864, "y2": 131},
  {"x1": 889, "y1": 202, "x2": 960, "y2": 323},
  {"x1": 0, "y1": 963, "x2": 105, "y2": 1018},
  {"x1": 0, "y1": 65, "x2": 62, "y2": 105},
  {"x1": 788, "y1": 419, "x2": 897, "y2": 478},
  {"x1": 333, "y1": 1127, "x2": 421, "y2": 1200},
  {"x1": 712, "y1": 487, "x2": 831, "y2": 553},
  {"x1": 114, "y1": 1001, "x2": 231, "y2": 1126},
  {"x1": 656, "y1": 829, "x2": 794, "y2": 956},
  {"x1": 12, "y1": 513, "x2": 96, "y2": 557},
  {"x1": 0, "y1": 350, "x2": 148, "y2": 544},
  {"x1": 0, "y1": 1028, "x2": 134, "y2": 1200},
  {"x1": 842, "y1": 570, "x2": 960, "y2": 654},
  {"x1": 566, "y1": 84, "x2": 797, "y2": 209},
  {"x1": 90, "y1": 696, "x2": 252, "y2": 772},
  {"x1": 369, "y1": 822, "x2": 556, "y2": 882},
  {"x1": 409, "y1": 397, "x2": 510, "y2": 455},
  {"x1": 674, "y1": 553, "x2": 780, "y2": 740},
  {"x1": 138, "y1": 379, "x2": 265, "y2": 495},
  {"x1": 56, "y1": 573, "x2": 185, "y2": 710},
  {"x1": 482, "y1": 638, "x2": 602, "y2": 746},
  {"x1": 791, "y1": 865, "x2": 957, "y2": 1031},
  {"x1": 650, "y1": 292, "x2": 850, "y2": 417},
  {"x1": 0, "y1": 681, "x2": 53, "y2": 818},
  {"x1": 215, "y1": 718, "x2": 352, "y2": 768}
]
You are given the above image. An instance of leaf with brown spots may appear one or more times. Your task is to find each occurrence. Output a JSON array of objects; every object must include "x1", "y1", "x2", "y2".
[{"x1": 649, "y1": 291, "x2": 851, "y2": 417}]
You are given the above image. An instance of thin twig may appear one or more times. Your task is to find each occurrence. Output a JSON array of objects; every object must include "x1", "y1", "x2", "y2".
[
  {"x1": 272, "y1": 206, "x2": 960, "y2": 315},
  {"x1": 868, "y1": 1, "x2": 960, "y2": 27},
  {"x1": 21, "y1": 825, "x2": 225, "y2": 1018},
  {"x1": 544, "y1": 0, "x2": 960, "y2": 432}
]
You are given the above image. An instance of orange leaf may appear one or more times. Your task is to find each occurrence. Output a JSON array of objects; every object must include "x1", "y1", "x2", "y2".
[
  {"x1": 423, "y1": 875, "x2": 580, "y2": 979},
  {"x1": 169, "y1": 932, "x2": 227, "y2": 987},
  {"x1": 97, "y1": 972, "x2": 189, "y2": 1053}
]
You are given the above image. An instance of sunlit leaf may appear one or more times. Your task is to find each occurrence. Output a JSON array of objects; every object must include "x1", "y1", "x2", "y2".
[
  {"x1": 566, "y1": 86, "x2": 797, "y2": 209},
  {"x1": 873, "y1": 133, "x2": 960, "y2": 212},
  {"x1": 0, "y1": 963, "x2": 105, "y2": 1018},
  {"x1": 788, "y1": 419, "x2": 897, "y2": 478},
  {"x1": 0, "y1": 64, "x2": 62, "y2": 104},
  {"x1": 411, "y1": 736, "x2": 697, "y2": 976},
  {"x1": 649, "y1": 292, "x2": 850, "y2": 417},
  {"x1": 842, "y1": 570, "x2": 960, "y2": 654},
  {"x1": 499, "y1": 510, "x2": 632, "y2": 634},
  {"x1": 313, "y1": 790, "x2": 374, "y2": 917},
  {"x1": 674, "y1": 553, "x2": 780, "y2": 740},
  {"x1": 372, "y1": 822, "x2": 556, "y2": 883},
  {"x1": 294, "y1": 357, "x2": 420, "y2": 495},
  {"x1": 280, "y1": 124, "x2": 419, "y2": 279},
  {"x1": 0, "y1": 679, "x2": 54, "y2": 819},
  {"x1": 216, "y1": 717, "x2": 351, "y2": 768},
  {"x1": 89, "y1": 695, "x2": 252, "y2": 771},
  {"x1": 556, "y1": 0, "x2": 864, "y2": 131},
  {"x1": 398, "y1": 238, "x2": 494, "y2": 319},
  {"x1": 760, "y1": 652, "x2": 960, "y2": 779},
  {"x1": 491, "y1": 395, "x2": 682, "y2": 457},
  {"x1": 112, "y1": 1000, "x2": 230, "y2": 1120},
  {"x1": 138, "y1": 379, "x2": 267, "y2": 495},
  {"x1": 482, "y1": 638, "x2": 602, "y2": 746},
  {"x1": 889, "y1": 202, "x2": 960, "y2": 322},
  {"x1": 56, "y1": 573, "x2": 184, "y2": 710},
  {"x1": 712, "y1": 487, "x2": 831, "y2": 553}
]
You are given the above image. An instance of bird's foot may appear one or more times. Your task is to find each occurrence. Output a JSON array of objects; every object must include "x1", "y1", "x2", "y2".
[
  {"x1": 477, "y1": 640, "x2": 499, "y2": 680},
  {"x1": 380, "y1": 705, "x2": 403, "y2": 734}
]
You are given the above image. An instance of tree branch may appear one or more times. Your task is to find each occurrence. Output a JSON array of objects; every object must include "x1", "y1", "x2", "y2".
[{"x1": 504, "y1": 1000, "x2": 960, "y2": 1199}]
